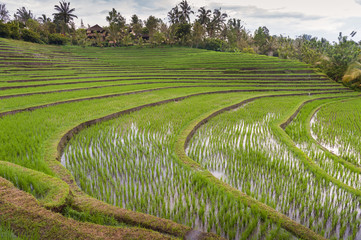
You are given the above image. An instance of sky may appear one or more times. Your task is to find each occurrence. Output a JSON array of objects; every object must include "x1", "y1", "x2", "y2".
[{"x1": 2, "y1": 0, "x2": 361, "y2": 42}]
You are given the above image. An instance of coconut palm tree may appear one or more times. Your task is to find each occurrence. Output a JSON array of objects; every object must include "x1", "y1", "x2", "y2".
[
  {"x1": 0, "y1": 4, "x2": 9, "y2": 22},
  {"x1": 168, "y1": 6, "x2": 180, "y2": 24},
  {"x1": 53, "y1": 1, "x2": 77, "y2": 24},
  {"x1": 38, "y1": 14, "x2": 51, "y2": 24},
  {"x1": 207, "y1": 9, "x2": 227, "y2": 37},
  {"x1": 197, "y1": 7, "x2": 211, "y2": 26},
  {"x1": 14, "y1": 7, "x2": 33, "y2": 24},
  {"x1": 179, "y1": 0, "x2": 193, "y2": 23},
  {"x1": 212, "y1": 9, "x2": 227, "y2": 27}
]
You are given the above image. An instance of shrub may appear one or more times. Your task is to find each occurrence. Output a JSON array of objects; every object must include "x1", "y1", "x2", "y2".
[
  {"x1": 202, "y1": 38, "x2": 227, "y2": 51},
  {"x1": 0, "y1": 22, "x2": 10, "y2": 38},
  {"x1": 21, "y1": 29, "x2": 41, "y2": 43},
  {"x1": 175, "y1": 23, "x2": 191, "y2": 43},
  {"x1": 48, "y1": 33, "x2": 68, "y2": 45},
  {"x1": 242, "y1": 47, "x2": 256, "y2": 54},
  {"x1": 8, "y1": 21, "x2": 20, "y2": 39}
]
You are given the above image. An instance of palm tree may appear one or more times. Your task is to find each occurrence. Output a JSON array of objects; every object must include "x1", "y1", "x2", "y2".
[
  {"x1": 0, "y1": 4, "x2": 9, "y2": 22},
  {"x1": 207, "y1": 9, "x2": 227, "y2": 37},
  {"x1": 228, "y1": 18, "x2": 243, "y2": 31},
  {"x1": 38, "y1": 14, "x2": 51, "y2": 24},
  {"x1": 197, "y1": 7, "x2": 211, "y2": 26},
  {"x1": 179, "y1": 0, "x2": 193, "y2": 23},
  {"x1": 14, "y1": 7, "x2": 33, "y2": 24},
  {"x1": 212, "y1": 9, "x2": 227, "y2": 27},
  {"x1": 167, "y1": 6, "x2": 179, "y2": 24},
  {"x1": 343, "y1": 60, "x2": 361, "y2": 86},
  {"x1": 53, "y1": 1, "x2": 77, "y2": 24}
]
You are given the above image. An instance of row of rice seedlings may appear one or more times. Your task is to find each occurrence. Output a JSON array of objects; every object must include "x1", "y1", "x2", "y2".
[
  {"x1": 187, "y1": 96, "x2": 361, "y2": 239},
  {"x1": 0, "y1": 220, "x2": 37, "y2": 240},
  {"x1": 310, "y1": 98, "x2": 361, "y2": 166},
  {"x1": 62, "y1": 93, "x2": 296, "y2": 240},
  {"x1": 292, "y1": 131, "x2": 361, "y2": 190},
  {"x1": 68, "y1": 46, "x2": 309, "y2": 69},
  {"x1": 2, "y1": 82, "x2": 250, "y2": 112},
  {"x1": 1, "y1": 87, "x2": 252, "y2": 174},
  {"x1": 284, "y1": 98, "x2": 361, "y2": 190},
  {"x1": 284, "y1": 99, "x2": 361, "y2": 238},
  {"x1": 0, "y1": 223, "x2": 20, "y2": 240}
]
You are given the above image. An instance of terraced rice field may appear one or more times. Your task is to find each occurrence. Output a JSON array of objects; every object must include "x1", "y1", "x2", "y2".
[{"x1": 1, "y1": 37, "x2": 360, "y2": 240}]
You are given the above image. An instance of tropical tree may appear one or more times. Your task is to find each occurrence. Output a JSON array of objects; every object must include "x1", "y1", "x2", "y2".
[
  {"x1": 168, "y1": 6, "x2": 180, "y2": 24},
  {"x1": 14, "y1": 7, "x2": 33, "y2": 24},
  {"x1": 105, "y1": 8, "x2": 125, "y2": 45},
  {"x1": 153, "y1": 31, "x2": 166, "y2": 46},
  {"x1": 38, "y1": 14, "x2": 51, "y2": 24},
  {"x1": 122, "y1": 32, "x2": 132, "y2": 46},
  {"x1": 175, "y1": 23, "x2": 191, "y2": 44},
  {"x1": 228, "y1": 18, "x2": 243, "y2": 31},
  {"x1": 253, "y1": 26, "x2": 271, "y2": 54},
  {"x1": 197, "y1": 7, "x2": 211, "y2": 26},
  {"x1": 106, "y1": 8, "x2": 125, "y2": 28},
  {"x1": 0, "y1": 3, "x2": 9, "y2": 22},
  {"x1": 159, "y1": 22, "x2": 170, "y2": 42},
  {"x1": 192, "y1": 21, "x2": 205, "y2": 47},
  {"x1": 145, "y1": 15, "x2": 159, "y2": 42},
  {"x1": 321, "y1": 34, "x2": 361, "y2": 81},
  {"x1": 106, "y1": 23, "x2": 121, "y2": 46},
  {"x1": 179, "y1": 0, "x2": 193, "y2": 23},
  {"x1": 226, "y1": 18, "x2": 243, "y2": 47},
  {"x1": 207, "y1": 9, "x2": 227, "y2": 37},
  {"x1": 130, "y1": 14, "x2": 142, "y2": 36},
  {"x1": 53, "y1": 1, "x2": 77, "y2": 24}
]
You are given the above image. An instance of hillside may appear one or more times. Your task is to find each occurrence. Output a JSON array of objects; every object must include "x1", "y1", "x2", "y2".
[{"x1": 0, "y1": 38, "x2": 360, "y2": 240}]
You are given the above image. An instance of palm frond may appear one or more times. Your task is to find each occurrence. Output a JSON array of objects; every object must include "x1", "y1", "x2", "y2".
[{"x1": 343, "y1": 61, "x2": 361, "y2": 83}]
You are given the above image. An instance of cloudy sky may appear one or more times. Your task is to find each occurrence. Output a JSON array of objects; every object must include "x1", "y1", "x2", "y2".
[{"x1": 3, "y1": 0, "x2": 361, "y2": 42}]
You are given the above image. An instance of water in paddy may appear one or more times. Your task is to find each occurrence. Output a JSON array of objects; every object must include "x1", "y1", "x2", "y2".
[{"x1": 187, "y1": 103, "x2": 361, "y2": 239}]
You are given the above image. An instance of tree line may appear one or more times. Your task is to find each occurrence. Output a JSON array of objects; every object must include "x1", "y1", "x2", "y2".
[{"x1": 0, "y1": 1, "x2": 361, "y2": 88}]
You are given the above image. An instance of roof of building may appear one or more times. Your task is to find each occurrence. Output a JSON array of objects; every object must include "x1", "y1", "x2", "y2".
[{"x1": 87, "y1": 24, "x2": 104, "y2": 32}]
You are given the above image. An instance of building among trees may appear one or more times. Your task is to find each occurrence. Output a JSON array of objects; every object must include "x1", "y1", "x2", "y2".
[{"x1": 86, "y1": 24, "x2": 108, "y2": 41}]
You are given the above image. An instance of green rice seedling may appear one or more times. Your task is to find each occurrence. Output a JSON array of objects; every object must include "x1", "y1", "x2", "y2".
[
  {"x1": 188, "y1": 95, "x2": 361, "y2": 239},
  {"x1": 311, "y1": 97, "x2": 361, "y2": 166},
  {"x1": 0, "y1": 220, "x2": 39, "y2": 240},
  {"x1": 62, "y1": 92, "x2": 299, "y2": 239},
  {"x1": 1, "y1": 37, "x2": 355, "y2": 239}
]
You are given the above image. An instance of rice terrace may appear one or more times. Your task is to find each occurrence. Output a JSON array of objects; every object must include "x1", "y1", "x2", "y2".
[{"x1": 1, "y1": 1, "x2": 361, "y2": 240}]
